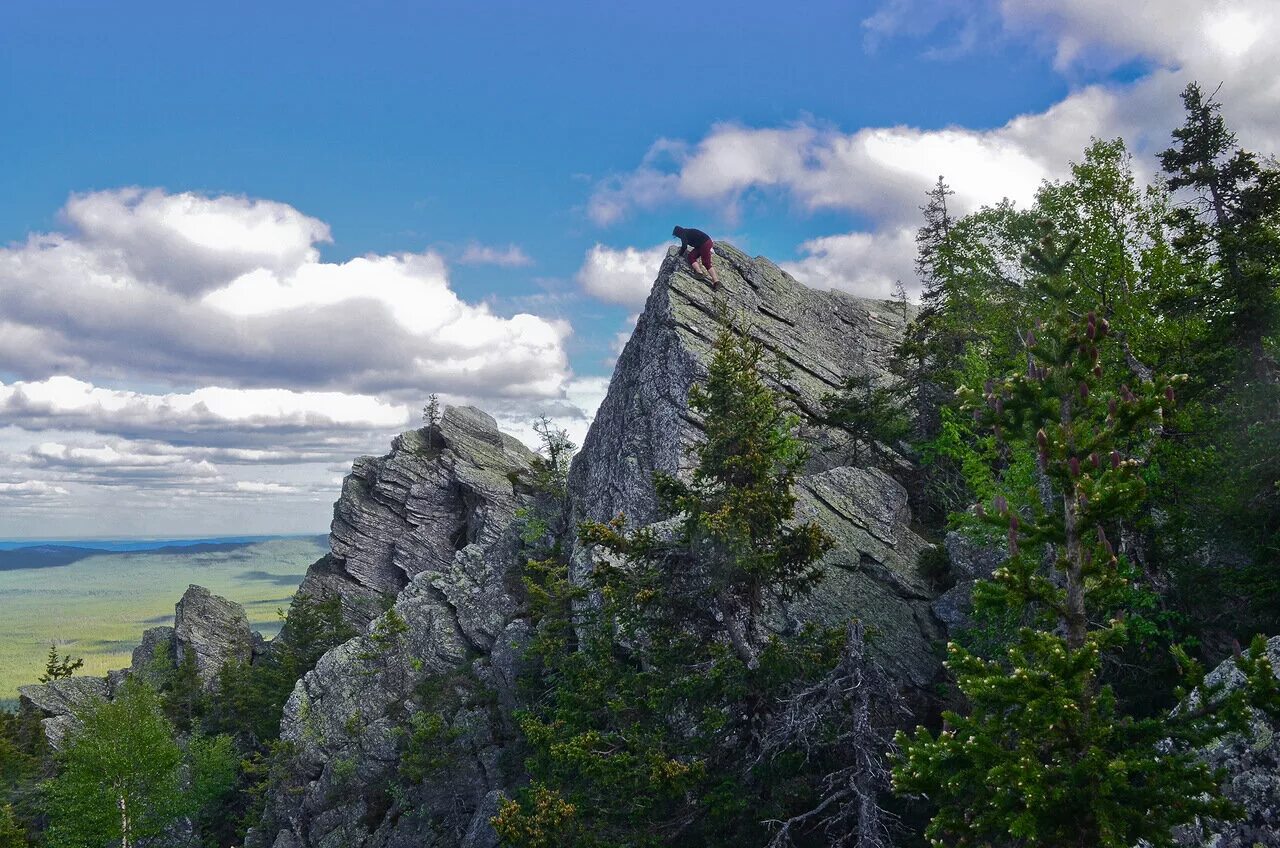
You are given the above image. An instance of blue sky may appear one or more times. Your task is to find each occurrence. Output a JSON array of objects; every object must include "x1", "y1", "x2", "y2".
[{"x1": 1, "y1": 0, "x2": 1277, "y2": 537}]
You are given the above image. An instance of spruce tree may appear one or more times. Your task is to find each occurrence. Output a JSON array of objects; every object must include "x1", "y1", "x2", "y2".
[
  {"x1": 37, "y1": 645, "x2": 83, "y2": 684},
  {"x1": 1160, "y1": 82, "x2": 1280, "y2": 380},
  {"x1": 496, "y1": 326, "x2": 879, "y2": 847},
  {"x1": 893, "y1": 228, "x2": 1276, "y2": 847}
]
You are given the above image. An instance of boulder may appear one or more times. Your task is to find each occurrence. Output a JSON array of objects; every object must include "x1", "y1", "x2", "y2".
[
  {"x1": 930, "y1": 531, "x2": 1007, "y2": 633},
  {"x1": 1171, "y1": 635, "x2": 1280, "y2": 848}
]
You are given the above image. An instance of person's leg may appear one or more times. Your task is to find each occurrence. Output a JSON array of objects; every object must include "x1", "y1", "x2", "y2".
[{"x1": 701, "y1": 241, "x2": 719, "y2": 286}]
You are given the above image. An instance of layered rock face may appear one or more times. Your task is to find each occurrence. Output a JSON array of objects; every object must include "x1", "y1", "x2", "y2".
[
  {"x1": 249, "y1": 406, "x2": 538, "y2": 848},
  {"x1": 570, "y1": 243, "x2": 942, "y2": 686},
  {"x1": 299, "y1": 406, "x2": 537, "y2": 631},
  {"x1": 249, "y1": 245, "x2": 946, "y2": 846}
]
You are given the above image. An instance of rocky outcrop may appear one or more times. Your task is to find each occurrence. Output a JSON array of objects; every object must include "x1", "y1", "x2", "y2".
[
  {"x1": 1171, "y1": 636, "x2": 1280, "y2": 848},
  {"x1": 248, "y1": 406, "x2": 537, "y2": 848},
  {"x1": 299, "y1": 406, "x2": 537, "y2": 631},
  {"x1": 569, "y1": 243, "x2": 943, "y2": 686},
  {"x1": 249, "y1": 245, "x2": 948, "y2": 846},
  {"x1": 17, "y1": 676, "x2": 109, "y2": 749},
  {"x1": 174, "y1": 584, "x2": 255, "y2": 686},
  {"x1": 19, "y1": 585, "x2": 258, "y2": 748},
  {"x1": 930, "y1": 531, "x2": 1007, "y2": 633}
]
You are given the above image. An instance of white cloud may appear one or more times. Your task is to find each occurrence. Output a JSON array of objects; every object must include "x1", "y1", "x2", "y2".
[
  {"x1": 0, "y1": 190, "x2": 572, "y2": 402},
  {"x1": 62, "y1": 188, "x2": 330, "y2": 296},
  {"x1": 457, "y1": 242, "x2": 534, "y2": 267},
  {"x1": 588, "y1": 0, "x2": 1280, "y2": 311},
  {"x1": 576, "y1": 244, "x2": 668, "y2": 307},
  {"x1": 234, "y1": 481, "x2": 301, "y2": 494},
  {"x1": 783, "y1": 228, "x2": 919, "y2": 300},
  {"x1": 0, "y1": 480, "x2": 69, "y2": 501}
]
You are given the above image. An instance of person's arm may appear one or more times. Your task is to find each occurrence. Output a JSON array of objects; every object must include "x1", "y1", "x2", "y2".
[{"x1": 676, "y1": 234, "x2": 689, "y2": 254}]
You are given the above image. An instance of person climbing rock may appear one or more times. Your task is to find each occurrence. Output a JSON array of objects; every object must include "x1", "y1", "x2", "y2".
[{"x1": 672, "y1": 225, "x2": 720, "y2": 289}]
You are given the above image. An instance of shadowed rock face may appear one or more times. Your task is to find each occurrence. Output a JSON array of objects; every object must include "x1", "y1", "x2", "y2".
[
  {"x1": 175, "y1": 584, "x2": 255, "y2": 686},
  {"x1": 248, "y1": 245, "x2": 946, "y2": 847},
  {"x1": 568, "y1": 242, "x2": 943, "y2": 687},
  {"x1": 248, "y1": 406, "x2": 537, "y2": 848},
  {"x1": 299, "y1": 405, "x2": 538, "y2": 631}
]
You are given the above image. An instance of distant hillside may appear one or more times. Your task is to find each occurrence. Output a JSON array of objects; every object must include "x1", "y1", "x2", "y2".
[{"x1": 0, "y1": 535, "x2": 328, "y2": 571}]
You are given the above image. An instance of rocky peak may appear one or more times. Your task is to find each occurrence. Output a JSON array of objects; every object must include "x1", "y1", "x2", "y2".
[
  {"x1": 249, "y1": 247, "x2": 946, "y2": 847},
  {"x1": 174, "y1": 584, "x2": 256, "y2": 687},
  {"x1": 568, "y1": 242, "x2": 941, "y2": 686},
  {"x1": 300, "y1": 405, "x2": 538, "y2": 630}
]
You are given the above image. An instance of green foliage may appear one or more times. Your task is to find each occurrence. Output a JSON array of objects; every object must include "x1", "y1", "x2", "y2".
[
  {"x1": 36, "y1": 645, "x2": 83, "y2": 684},
  {"x1": 496, "y1": 325, "x2": 902, "y2": 848},
  {"x1": 187, "y1": 733, "x2": 239, "y2": 848},
  {"x1": 819, "y1": 372, "x2": 909, "y2": 466},
  {"x1": 42, "y1": 677, "x2": 185, "y2": 848},
  {"x1": 894, "y1": 229, "x2": 1276, "y2": 847},
  {"x1": 0, "y1": 804, "x2": 26, "y2": 848}
]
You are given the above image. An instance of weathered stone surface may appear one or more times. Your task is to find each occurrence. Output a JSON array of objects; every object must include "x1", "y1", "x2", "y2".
[
  {"x1": 300, "y1": 406, "x2": 537, "y2": 630},
  {"x1": 175, "y1": 584, "x2": 254, "y2": 686},
  {"x1": 930, "y1": 531, "x2": 1007, "y2": 633},
  {"x1": 249, "y1": 246, "x2": 946, "y2": 846},
  {"x1": 1170, "y1": 635, "x2": 1280, "y2": 848},
  {"x1": 568, "y1": 243, "x2": 942, "y2": 687},
  {"x1": 17, "y1": 676, "x2": 109, "y2": 749},
  {"x1": 130, "y1": 625, "x2": 176, "y2": 687},
  {"x1": 248, "y1": 408, "x2": 536, "y2": 848}
]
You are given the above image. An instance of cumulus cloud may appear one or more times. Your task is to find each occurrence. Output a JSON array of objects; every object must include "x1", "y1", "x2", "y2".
[
  {"x1": 576, "y1": 244, "x2": 668, "y2": 306},
  {"x1": 457, "y1": 242, "x2": 534, "y2": 267},
  {"x1": 62, "y1": 188, "x2": 330, "y2": 296},
  {"x1": 0, "y1": 376, "x2": 412, "y2": 457},
  {"x1": 783, "y1": 228, "x2": 919, "y2": 300},
  {"x1": 588, "y1": 0, "x2": 1280, "y2": 307},
  {"x1": 0, "y1": 190, "x2": 571, "y2": 401}
]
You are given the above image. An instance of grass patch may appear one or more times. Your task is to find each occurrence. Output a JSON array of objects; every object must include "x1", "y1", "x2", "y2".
[{"x1": 0, "y1": 537, "x2": 326, "y2": 701}]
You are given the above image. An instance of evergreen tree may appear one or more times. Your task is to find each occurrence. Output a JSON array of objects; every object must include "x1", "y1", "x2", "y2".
[
  {"x1": 1160, "y1": 82, "x2": 1280, "y2": 380},
  {"x1": 819, "y1": 372, "x2": 909, "y2": 467},
  {"x1": 37, "y1": 645, "x2": 83, "y2": 684},
  {"x1": 893, "y1": 228, "x2": 1277, "y2": 847},
  {"x1": 1158, "y1": 83, "x2": 1280, "y2": 636},
  {"x1": 494, "y1": 326, "x2": 911, "y2": 848}
]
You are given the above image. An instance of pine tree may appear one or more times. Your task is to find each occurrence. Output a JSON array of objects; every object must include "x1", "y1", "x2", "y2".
[{"x1": 893, "y1": 227, "x2": 1276, "y2": 847}]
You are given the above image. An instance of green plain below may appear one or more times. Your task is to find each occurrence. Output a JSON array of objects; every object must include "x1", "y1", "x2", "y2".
[{"x1": 0, "y1": 537, "x2": 327, "y2": 705}]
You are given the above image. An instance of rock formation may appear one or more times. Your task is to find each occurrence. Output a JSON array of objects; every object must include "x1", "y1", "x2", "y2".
[
  {"x1": 570, "y1": 243, "x2": 941, "y2": 686},
  {"x1": 18, "y1": 583, "x2": 254, "y2": 747},
  {"x1": 248, "y1": 405, "x2": 538, "y2": 848},
  {"x1": 173, "y1": 584, "x2": 256, "y2": 686},
  {"x1": 1171, "y1": 635, "x2": 1280, "y2": 848},
  {"x1": 247, "y1": 244, "x2": 946, "y2": 847}
]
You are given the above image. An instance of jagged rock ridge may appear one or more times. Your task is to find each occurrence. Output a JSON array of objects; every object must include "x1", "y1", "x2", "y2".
[
  {"x1": 243, "y1": 245, "x2": 946, "y2": 847},
  {"x1": 570, "y1": 243, "x2": 942, "y2": 685}
]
